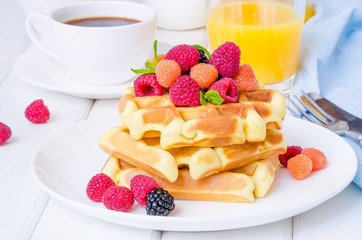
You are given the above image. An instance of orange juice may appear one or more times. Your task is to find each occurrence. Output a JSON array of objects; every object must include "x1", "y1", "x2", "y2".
[
  {"x1": 207, "y1": 1, "x2": 304, "y2": 85},
  {"x1": 304, "y1": 3, "x2": 315, "y2": 23}
]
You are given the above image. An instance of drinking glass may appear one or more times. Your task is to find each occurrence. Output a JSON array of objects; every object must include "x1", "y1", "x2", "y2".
[{"x1": 206, "y1": 0, "x2": 305, "y2": 96}]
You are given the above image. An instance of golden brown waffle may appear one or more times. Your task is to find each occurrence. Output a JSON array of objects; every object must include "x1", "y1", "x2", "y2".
[
  {"x1": 118, "y1": 86, "x2": 286, "y2": 149},
  {"x1": 98, "y1": 126, "x2": 286, "y2": 182},
  {"x1": 101, "y1": 155, "x2": 279, "y2": 202}
]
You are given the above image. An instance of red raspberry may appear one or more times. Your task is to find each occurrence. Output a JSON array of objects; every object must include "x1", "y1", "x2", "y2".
[
  {"x1": 209, "y1": 42, "x2": 241, "y2": 78},
  {"x1": 103, "y1": 186, "x2": 134, "y2": 212},
  {"x1": 133, "y1": 74, "x2": 163, "y2": 97},
  {"x1": 0, "y1": 122, "x2": 12, "y2": 144},
  {"x1": 86, "y1": 173, "x2": 116, "y2": 202},
  {"x1": 279, "y1": 146, "x2": 303, "y2": 167},
  {"x1": 169, "y1": 75, "x2": 201, "y2": 107},
  {"x1": 165, "y1": 44, "x2": 200, "y2": 72},
  {"x1": 190, "y1": 63, "x2": 218, "y2": 89},
  {"x1": 233, "y1": 64, "x2": 258, "y2": 92},
  {"x1": 155, "y1": 60, "x2": 182, "y2": 88},
  {"x1": 24, "y1": 99, "x2": 50, "y2": 123},
  {"x1": 130, "y1": 174, "x2": 159, "y2": 206},
  {"x1": 208, "y1": 77, "x2": 238, "y2": 103}
]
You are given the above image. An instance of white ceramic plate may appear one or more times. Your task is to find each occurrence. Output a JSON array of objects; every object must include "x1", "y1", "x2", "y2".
[{"x1": 32, "y1": 116, "x2": 357, "y2": 231}]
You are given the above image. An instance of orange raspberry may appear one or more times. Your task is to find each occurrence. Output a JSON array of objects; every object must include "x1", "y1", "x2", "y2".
[
  {"x1": 155, "y1": 60, "x2": 181, "y2": 88},
  {"x1": 150, "y1": 54, "x2": 166, "y2": 66},
  {"x1": 287, "y1": 154, "x2": 313, "y2": 180},
  {"x1": 233, "y1": 64, "x2": 258, "y2": 92},
  {"x1": 301, "y1": 148, "x2": 327, "y2": 171},
  {"x1": 190, "y1": 63, "x2": 218, "y2": 89}
]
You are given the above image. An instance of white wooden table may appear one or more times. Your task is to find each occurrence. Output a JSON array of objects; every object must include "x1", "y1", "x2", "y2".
[{"x1": 1, "y1": 1, "x2": 361, "y2": 239}]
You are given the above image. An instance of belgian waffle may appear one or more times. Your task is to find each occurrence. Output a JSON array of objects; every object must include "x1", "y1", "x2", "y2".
[
  {"x1": 118, "y1": 86, "x2": 286, "y2": 149},
  {"x1": 100, "y1": 155, "x2": 279, "y2": 202},
  {"x1": 98, "y1": 125, "x2": 286, "y2": 182}
]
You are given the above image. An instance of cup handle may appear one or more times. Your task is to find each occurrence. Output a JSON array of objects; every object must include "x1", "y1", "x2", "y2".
[{"x1": 25, "y1": 13, "x2": 61, "y2": 61}]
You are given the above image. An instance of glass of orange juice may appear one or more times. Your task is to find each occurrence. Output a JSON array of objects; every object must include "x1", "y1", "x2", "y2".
[{"x1": 206, "y1": 0, "x2": 305, "y2": 96}]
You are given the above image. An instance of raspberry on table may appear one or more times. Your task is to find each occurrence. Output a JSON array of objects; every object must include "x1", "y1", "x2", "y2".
[
  {"x1": 279, "y1": 145, "x2": 303, "y2": 167},
  {"x1": 165, "y1": 44, "x2": 200, "y2": 72},
  {"x1": 287, "y1": 154, "x2": 313, "y2": 180},
  {"x1": 24, "y1": 99, "x2": 50, "y2": 124},
  {"x1": 86, "y1": 173, "x2": 116, "y2": 202},
  {"x1": 207, "y1": 77, "x2": 238, "y2": 103},
  {"x1": 209, "y1": 42, "x2": 241, "y2": 78},
  {"x1": 102, "y1": 186, "x2": 134, "y2": 212},
  {"x1": 0, "y1": 122, "x2": 12, "y2": 144},
  {"x1": 190, "y1": 63, "x2": 218, "y2": 89},
  {"x1": 146, "y1": 188, "x2": 175, "y2": 216},
  {"x1": 155, "y1": 60, "x2": 182, "y2": 88},
  {"x1": 150, "y1": 54, "x2": 166, "y2": 66},
  {"x1": 130, "y1": 174, "x2": 159, "y2": 206},
  {"x1": 133, "y1": 74, "x2": 164, "y2": 97},
  {"x1": 301, "y1": 148, "x2": 327, "y2": 171},
  {"x1": 169, "y1": 75, "x2": 201, "y2": 107},
  {"x1": 233, "y1": 64, "x2": 258, "y2": 92}
]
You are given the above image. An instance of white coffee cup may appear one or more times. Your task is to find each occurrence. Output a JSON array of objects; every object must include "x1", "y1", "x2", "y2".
[{"x1": 26, "y1": 1, "x2": 157, "y2": 85}]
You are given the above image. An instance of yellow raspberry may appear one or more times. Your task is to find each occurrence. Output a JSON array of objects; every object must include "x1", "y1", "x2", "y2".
[
  {"x1": 190, "y1": 63, "x2": 218, "y2": 89},
  {"x1": 233, "y1": 64, "x2": 258, "y2": 92},
  {"x1": 150, "y1": 54, "x2": 166, "y2": 66},
  {"x1": 155, "y1": 60, "x2": 181, "y2": 88}
]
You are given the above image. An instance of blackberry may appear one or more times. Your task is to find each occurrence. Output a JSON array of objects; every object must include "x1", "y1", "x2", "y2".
[
  {"x1": 198, "y1": 49, "x2": 209, "y2": 64},
  {"x1": 146, "y1": 188, "x2": 175, "y2": 216}
]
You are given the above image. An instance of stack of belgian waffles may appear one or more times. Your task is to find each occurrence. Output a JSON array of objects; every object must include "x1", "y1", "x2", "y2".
[{"x1": 98, "y1": 85, "x2": 287, "y2": 203}]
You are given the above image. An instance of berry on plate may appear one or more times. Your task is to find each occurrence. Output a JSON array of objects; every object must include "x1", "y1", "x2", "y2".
[
  {"x1": 279, "y1": 145, "x2": 303, "y2": 167},
  {"x1": 301, "y1": 148, "x2": 327, "y2": 171},
  {"x1": 165, "y1": 44, "x2": 200, "y2": 72},
  {"x1": 207, "y1": 77, "x2": 238, "y2": 103},
  {"x1": 233, "y1": 64, "x2": 258, "y2": 92},
  {"x1": 25, "y1": 99, "x2": 50, "y2": 123},
  {"x1": 209, "y1": 41, "x2": 241, "y2": 78},
  {"x1": 86, "y1": 173, "x2": 116, "y2": 202},
  {"x1": 0, "y1": 122, "x2": 12, "y2": 144},
  {"x1": 146, "y1": 188, "x2": 175, "y2": 216},
  {"x1": 287, "y1": 154, "x2": 313, "y2": 180},
  {"x1": 130, "y1": 174, "x2": 159, "y2": 206},
  {"x1": 169, "y1": 75, "x2": 201, "y2": 107},
  {"x1": 133, "y1": 74, "x2": 163, "y2": 97},
  {"x1": 103, "y1": 186, "x2": 134, "y2": 212}
]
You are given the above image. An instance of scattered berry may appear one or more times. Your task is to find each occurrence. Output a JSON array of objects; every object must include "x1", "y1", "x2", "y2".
[
  {"x1": 287, "y1": 154, "x2": 313, "y2": 180},
  {"x1": 150, "y1": 54, "x2": 166, "y2": 66},
  {"x1": 133, "y1": 74, "x2": 163, "y2": 97},
  {"x1": 301, "y1": 148, "x2": 327, "y2": 171},
  {"x1": 233, "y1": 64, "x2": 258, "y2": 92},
  {"x1": 197, "y1": 49, "x2": 209, "y2": 63},
  {"x1": 165, "y1": 44, "x2": 200, "y2": 72},
  {"x1": 103, "y1": 186, "x2": 135, "y2": 212},
  {"x1": 0, "y1": 122, "x2": 12, "y2": 144},
  {"x1": 169, "y1": 75, "x2": 201, "y2": 107},
  {"x1": 24, "y1": 99, "x2": 50, "y2": 123},
  {"x1": 146, "y1": 188, "x2": 175, "y2": 216},
  {"x1": 209, "y1": 42, "x2": 241, "y2": 78},
  {"x1": 208, "y1": 77, "x2": 238, "y2": 103},
  {"x1": 190, "y1": 63, "x2": 218, "y2": 89},
  {"x1": 279, "y1": 146, "x2": 303, "y2": 167},
  {"x1": 86, "y1": 173, "x2": 116, "y2": 202},
  {"x1": 130, "y1": 174, "x2": 159, "y2": 206},
  {"x1": 155, "y1": 60, "x2": 182, "y2": 88}
]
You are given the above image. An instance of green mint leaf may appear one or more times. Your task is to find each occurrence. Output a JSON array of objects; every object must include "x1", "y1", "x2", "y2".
[
  {"x1": 153, "y1": 40, "x2": 158, "y2": 65},
  {"x1": 200, "y1": 91, "x2": 207, "y2": 105},
  {"x1": 131, "y1": 68, "x2": 155, "y2": 74},
  {"x1": 193, "y1": 44, "x2": 211, "y2": 58},
  {"x1": 204, "y1": 90, "x2": 224, "y2": 105},
  {"x1": 144, "y1": 60, "x2": 156, "y2": 72}
]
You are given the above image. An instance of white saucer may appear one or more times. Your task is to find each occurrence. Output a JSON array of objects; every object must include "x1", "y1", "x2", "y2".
[{"x1": 12, "y1": 46, "x2": 134, "y2": 99}]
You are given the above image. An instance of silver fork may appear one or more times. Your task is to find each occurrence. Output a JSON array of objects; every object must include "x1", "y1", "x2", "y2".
[{"x1": 288, "y1": 92, "x2": 362, "y2": 148}]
